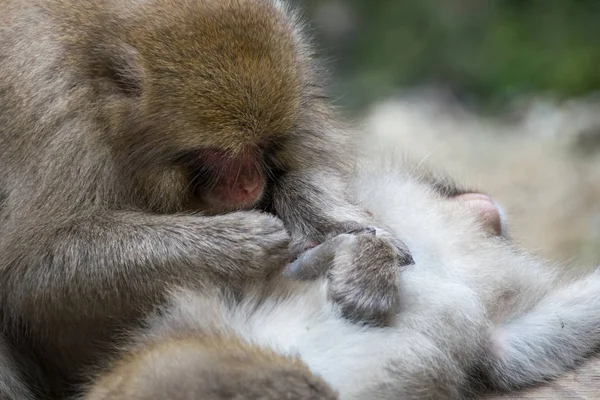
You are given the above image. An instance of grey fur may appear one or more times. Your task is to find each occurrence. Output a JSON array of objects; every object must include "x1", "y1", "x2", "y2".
[{"x1": 0, "y1": 336, "x2": 36, "y2": 400}]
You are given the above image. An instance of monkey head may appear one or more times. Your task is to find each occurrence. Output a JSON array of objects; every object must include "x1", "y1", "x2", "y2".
[
  {"x1": 419, "y1": 173, "x2": 507, "y2": 237},
  {"x1": 95, "y1": 0, "x2": 307, "y2": 212}
]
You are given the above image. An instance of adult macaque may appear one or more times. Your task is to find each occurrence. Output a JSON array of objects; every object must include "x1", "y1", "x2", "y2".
[
  {"x1": 85, "y1": 160, "x2": 600, "y2": 399},
  {"x1": 0, "y1": 0, "x2": 411, "y2": 395}
]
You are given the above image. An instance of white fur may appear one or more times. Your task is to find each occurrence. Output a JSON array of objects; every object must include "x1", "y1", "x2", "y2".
[{"x1": 155, "y1": 161, "x2": 600, "y2": 399}]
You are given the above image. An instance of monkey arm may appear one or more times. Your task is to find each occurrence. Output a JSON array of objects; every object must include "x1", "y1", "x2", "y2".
[
  {"x1": 273, "y1": 167, "x2": 410, "y2": 326},
  {"x1": 268, "y1": 107, "x2": 413, "y2": 325},
  {"x1": 1, "y1": 210, "x2": 289, "y2": 319},
  {"x1": 273, "y1": 166, "x2": 411, "y2": 258},
  {"x1": 271, "y1": 100, "x2": 409, "y2": 254},
  {"x1": 272, "y1": 168, "x2": 384, "y2": 251}
]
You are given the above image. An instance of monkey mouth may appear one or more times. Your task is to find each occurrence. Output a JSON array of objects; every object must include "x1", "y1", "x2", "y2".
[
  {"x1": 192, "y1": 176, "x2": 265, "y2": 212},
  {"x1": 203, "y1": 185, "x2": 265, "y2": 211},
  {"x1": 179, "y1": 149, "x2": 267, "y2": 212}
]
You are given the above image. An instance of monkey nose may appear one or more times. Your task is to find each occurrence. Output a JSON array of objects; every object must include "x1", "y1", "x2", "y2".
[{"x1": 241, "y1": 178, "x2": 261, "y2": 195}]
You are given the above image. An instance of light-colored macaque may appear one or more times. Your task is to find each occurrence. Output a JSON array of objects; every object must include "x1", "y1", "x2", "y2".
[{"x1": 85, "y1": 160, "x2": 600, "y2": 399}]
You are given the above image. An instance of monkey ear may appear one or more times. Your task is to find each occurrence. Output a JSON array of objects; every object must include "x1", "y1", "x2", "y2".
[
  {"x1": 455, "y1": 193, "x2": 507, "y2": 237},
  {"x1": 103, "y1": 42, "x2": 144, "y2": 98}
]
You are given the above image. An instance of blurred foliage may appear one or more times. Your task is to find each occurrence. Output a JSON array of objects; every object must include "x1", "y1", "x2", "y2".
[{"x1": 299, "y1": 0, "x2": 600, "y2": 110}]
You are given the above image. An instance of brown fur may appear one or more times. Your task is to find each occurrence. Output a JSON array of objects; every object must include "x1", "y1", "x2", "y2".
[
  {"x1": 0, "y1": 0, "x2": 411, "y2": 397},
  {"x1": 84, "y1": 333, "x2": 338, "y2": 400}
]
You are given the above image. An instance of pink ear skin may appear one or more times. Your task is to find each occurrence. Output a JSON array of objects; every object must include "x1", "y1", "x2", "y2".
[{"x1": 454, "y1": 193, "x2": 503, "y2": 237}]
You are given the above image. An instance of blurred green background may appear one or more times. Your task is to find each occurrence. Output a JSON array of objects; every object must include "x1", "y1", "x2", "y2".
[{"x1": 298, "y1": 0, "x2": 600, "y2": 110}]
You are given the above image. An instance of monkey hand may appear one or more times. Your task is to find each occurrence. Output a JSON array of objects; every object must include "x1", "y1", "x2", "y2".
[
  {"x1": 284, "y1": 229, "x2": 412, "y2": 326},
  {"x1": 207, "y1": 211, "x2": 292, "y2": 282}
]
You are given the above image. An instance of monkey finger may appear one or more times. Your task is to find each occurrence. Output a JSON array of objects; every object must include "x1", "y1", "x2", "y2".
[
  {"x1": 283, "y1": 243, "x2": 334, "y2": 280},
  {"x1": 389, "y1": 237, "x2": 415, "y2": 267},
  {"x1": 345, "y1": 226, "x2": 377, "y2": 236},
  {"x1": 329, "y1": 221, "x2": 377, "y2": 238},
  {"x1": 337, "y1": 222, "x2": 407, "y2": 259},
  {"x1": 283, "y1": 234, "x2": 357, "y2": 280},
  {"x1": 374, "y1": 228, "x2": 415, "y2": 267}
]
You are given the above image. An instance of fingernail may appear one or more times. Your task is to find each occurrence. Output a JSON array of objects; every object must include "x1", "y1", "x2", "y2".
[
  {"x1": 363, "y1": 227, "x2": 377, "y2": 236},
  {"x1": 346, "y1": 226, "x2": 376, "y2": 235},
  {"x1": 399, "y1": 253, "x2": 415, "y2": 266}
]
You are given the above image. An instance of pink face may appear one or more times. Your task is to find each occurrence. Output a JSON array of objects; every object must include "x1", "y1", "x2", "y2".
[
  {"x1": 454, "y1": 193, "x2": 504, "y2": 237},
  {"x1": 192, "y1": 150, "x2": 266, "y2": 212}
]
